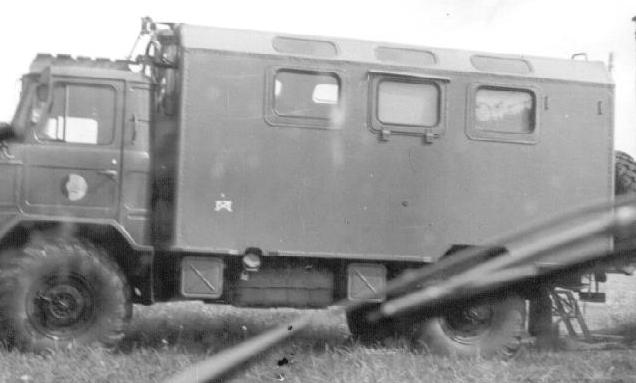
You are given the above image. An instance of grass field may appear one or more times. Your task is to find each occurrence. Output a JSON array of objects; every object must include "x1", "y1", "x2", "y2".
[{"x1": 3, "y1": 274, "x2": 636, "y2": 383}]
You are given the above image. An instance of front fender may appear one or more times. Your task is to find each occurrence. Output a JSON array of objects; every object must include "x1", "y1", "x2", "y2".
[{"x1": 0, "y1": 213, "x2": 153, "y2": 252}]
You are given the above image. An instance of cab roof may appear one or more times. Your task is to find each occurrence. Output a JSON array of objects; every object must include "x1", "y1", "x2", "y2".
[
  {"x1": 178, "y1": 23, "x2": 612, "y2": 86},
  {"x1": 29, "y1": 53, "x2": 147, "y2": 83}
]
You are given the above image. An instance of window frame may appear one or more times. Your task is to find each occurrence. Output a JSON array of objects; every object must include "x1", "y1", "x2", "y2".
[
  {"x1": 369, "y1": 72, "x2": 448, "y2": 137},
  {"x1": 33, "y1": 79, "x2": 121, "y2": 147},
  {"x1": 264, "y1": 66, "x2": 344, "y2": 130},
  {"x1": 466, "y1": 82, "x2": 541, "y2": 145}
]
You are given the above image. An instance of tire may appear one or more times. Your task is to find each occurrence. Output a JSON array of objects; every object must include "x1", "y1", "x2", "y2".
[
  {"x1": 0, "y1": 235, "x2": 132, "y2": 352},
  {"x1": 614, "y1": 151, "x2": 636, "y2": 272},
  {"x1": 615, "y1": 151, "x2": 636, "y2": 195},
  {"x1": 412, "y1": 295, "x2": 525, "y2": 358}
]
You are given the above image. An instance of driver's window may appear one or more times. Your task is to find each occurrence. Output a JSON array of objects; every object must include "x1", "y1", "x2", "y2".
[{"x1": 37, "y1": 83, "x2": 115, "y2": 145}]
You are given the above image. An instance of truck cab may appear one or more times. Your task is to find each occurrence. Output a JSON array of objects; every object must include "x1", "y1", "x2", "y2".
[{"x1": 1, "y1": 54, "x2": 152, "y2": 245}]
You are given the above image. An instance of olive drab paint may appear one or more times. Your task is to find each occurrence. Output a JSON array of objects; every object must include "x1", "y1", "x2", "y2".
[
  {"x1": 163, "y1": 24, "x2": 613, "y2": 263},
  {"x1": 0, "y1": 20, "x2": 614, "y2": 308}
]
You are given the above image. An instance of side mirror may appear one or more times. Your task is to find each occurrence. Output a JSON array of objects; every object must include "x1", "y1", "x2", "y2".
[{"x1": 40, "y1": 67, "x2": 51, "y2": 88}]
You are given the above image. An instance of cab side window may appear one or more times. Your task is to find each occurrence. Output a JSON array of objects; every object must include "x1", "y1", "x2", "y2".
[{"x1": 38, "y1": 84, "x2": 116, "y2": 145}]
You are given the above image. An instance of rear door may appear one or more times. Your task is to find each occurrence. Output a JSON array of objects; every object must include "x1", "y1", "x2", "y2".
[{"x1": 20, "y1": 78, "x2": 123, "y2": 219}]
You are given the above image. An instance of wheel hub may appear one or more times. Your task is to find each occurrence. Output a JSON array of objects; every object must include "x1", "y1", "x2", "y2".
[
  {"x1": 39, "y1": 285, "x2": 85, "y2": 325},
  {"x1": 27, "y1": 275, "x2": 95, "y2": 338},
  {"x1": 442, "y1": 304, "x2": 494, "y2": 343}
]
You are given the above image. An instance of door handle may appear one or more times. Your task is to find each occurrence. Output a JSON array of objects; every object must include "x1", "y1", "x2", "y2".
[
  {"x1": 131, "y1": 114, "x2": 138, "y2": 144},
  {"x1": 98, "y1": 169, "x2": 118, "y2": 179}
]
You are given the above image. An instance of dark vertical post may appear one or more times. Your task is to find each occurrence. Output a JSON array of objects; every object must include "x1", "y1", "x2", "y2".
[{"x1": 528, "y1": 285, "x2": 555, "y2": 349}]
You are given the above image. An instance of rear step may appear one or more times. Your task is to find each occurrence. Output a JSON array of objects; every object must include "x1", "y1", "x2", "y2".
[{"x1": 578, "y1": 292, "x2": 606, "y2": 303}]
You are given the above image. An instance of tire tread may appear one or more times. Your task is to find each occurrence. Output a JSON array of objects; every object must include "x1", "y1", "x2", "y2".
[{"x1": 0, "y1": 233, "x2": 131, "y2": 352}]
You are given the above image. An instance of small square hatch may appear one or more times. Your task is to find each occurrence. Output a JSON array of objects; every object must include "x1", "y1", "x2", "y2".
[
  {"x1": 181, "y1": 257, "x2": 224, "y2": 299},
  {"x1": 347, "y1": 263, "x2": 387, "y2": 302}
]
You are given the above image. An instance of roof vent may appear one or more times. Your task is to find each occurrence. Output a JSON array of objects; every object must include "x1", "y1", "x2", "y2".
[
  {"x1": 272, "y1": 36, "x2": 338, "y2": 58},
  {"x1": 471, "y1": 55, "x2": 531, "y2": 74},
  {"x1": 375, "y1": 46, "x2": 436, "y2": 66}
]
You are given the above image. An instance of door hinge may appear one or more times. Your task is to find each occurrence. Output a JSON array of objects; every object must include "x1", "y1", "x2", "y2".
[{"x1": 423, "y1": 132, "x2": 440, "y2": 144}]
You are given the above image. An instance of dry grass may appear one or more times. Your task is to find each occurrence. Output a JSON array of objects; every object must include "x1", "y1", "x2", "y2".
[
  {"x1": 3, "y1": 274, "x2": 636, "y2": 383},
  {"x1": 583, "y1": 274, "x2": 636, "y2": 330}
]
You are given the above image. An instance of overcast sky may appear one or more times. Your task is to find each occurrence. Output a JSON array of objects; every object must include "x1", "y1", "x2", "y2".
[{"x1": 1, "y1": 0, "x2": 635, "y2": 154}]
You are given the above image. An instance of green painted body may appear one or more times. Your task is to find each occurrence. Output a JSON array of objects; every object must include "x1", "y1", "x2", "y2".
[
  {"x1": 163, "y1": 25, "x2": 614, "y2": 263},
  {"x1": 0, "y1": 22, "x2": 615, "y2": 305},
  {"x1": 0, "y1": 59, "x2": 152, "y2": 249}
]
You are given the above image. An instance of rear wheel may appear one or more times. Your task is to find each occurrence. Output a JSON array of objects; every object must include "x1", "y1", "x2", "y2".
[
  {"x1": 412, "y1": 295, "x2": 525, "y2": 357},
  {"x1": 614, "y1": 151, "x2": 636, "y2": 272},
  {"x1": 615, "y1": 151, "x2": 636, "y2": 195},
  {"x1": 0, "y1": 235, "x2": 131, "y2": 352}
]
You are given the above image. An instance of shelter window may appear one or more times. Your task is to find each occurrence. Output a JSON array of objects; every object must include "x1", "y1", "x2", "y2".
[
  {"x1": 475, "y1": 87, "x2": 535, "y2": 134},
  {"x1": 466, "y1": 84, "x2": 540, "y2": 144},
  {"x1": 377, "y1": 80, "x2": 440, "y2": 127},
  {"x1": 273, "y1": 70, "x2": 340, "y2": 120},
  {"x1": 37, "y1": 83, "x2": 115, "y2": 145}
]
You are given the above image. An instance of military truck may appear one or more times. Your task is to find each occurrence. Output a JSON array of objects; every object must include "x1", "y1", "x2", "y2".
[{"x1": 0, "y1": 18, "x2": 620, "y2": 355}]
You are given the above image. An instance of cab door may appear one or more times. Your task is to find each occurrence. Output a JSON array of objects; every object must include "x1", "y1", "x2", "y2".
[{"x1": 20, "y1": 79, "x2": 123, "y2": 219}]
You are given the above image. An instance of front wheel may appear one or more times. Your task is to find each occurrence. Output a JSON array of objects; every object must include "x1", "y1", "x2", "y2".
[
  {"x1": 412, "y1": 295, "x2": 525, "y2": 358},
  {"x1": 0, "y1": 235, "x2": 132, "y2": 352}
]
